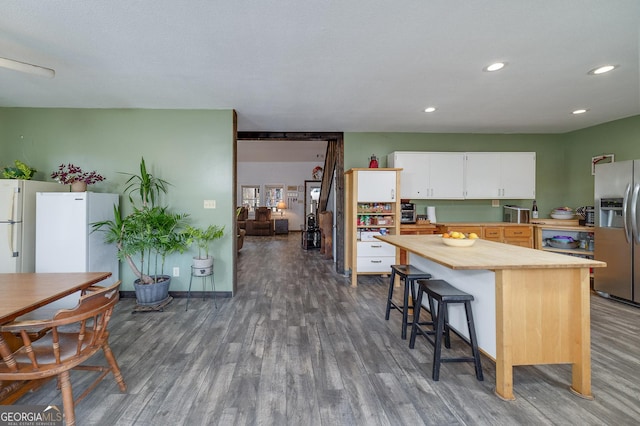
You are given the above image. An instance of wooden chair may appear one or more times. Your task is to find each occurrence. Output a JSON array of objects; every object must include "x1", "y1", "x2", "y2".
[{"x1": 0, "y1": 281, "x2": 127, "y2": 426}]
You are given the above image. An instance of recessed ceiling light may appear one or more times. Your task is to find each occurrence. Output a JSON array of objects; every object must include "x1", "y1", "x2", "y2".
[
  {"x1": 484, "y1": 62, "x2": 506, "y2": 72},
  {"x1": 572, "y1": 109, "x2": 588, "y2": 115},
  {"x1": 588, "y1": 65, "x2": 618, "y2": 75},
  {"x1": 424, "y1": 107, "x2": 436, "y2": 113}
]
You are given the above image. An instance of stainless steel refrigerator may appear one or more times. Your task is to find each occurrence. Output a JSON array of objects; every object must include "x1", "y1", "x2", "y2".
[
  {"x1": 594, "y1": 159, "x2": 640, "y2": 302},
  {"x1": 0, "y1": 180, "x2": 61, "y2": 273}
]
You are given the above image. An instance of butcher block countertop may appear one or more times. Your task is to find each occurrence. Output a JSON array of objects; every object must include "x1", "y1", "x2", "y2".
[
  {"x1": 376, "y1": 234, "x2": 606, "y2": 271},
  {"x1": 436, "y1": 221, "x2": 532, "y2": 227}
]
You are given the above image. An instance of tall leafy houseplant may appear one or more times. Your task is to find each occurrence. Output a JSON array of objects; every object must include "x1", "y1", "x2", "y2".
[{"x1": 94, "y1": 157, "x2": 189, "y2": 305}]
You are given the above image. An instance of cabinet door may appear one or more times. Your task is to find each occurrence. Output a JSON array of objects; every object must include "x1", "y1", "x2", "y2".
[
  {"x1": 501, "y1": 152, "x2": 536, "y2": 199},
  {"x1": 464, "y1": 153, "x2": 501, "y2": 198},
  {"x1": 389, "y1": 153, "x2": 429, "y2": 198},
  {"x1": 357, "y1": 170, "x2": 397, "y2": 202},
  {"x1": 428, "y1": 153, "x2": 465, "y2": 199},
  {"x1": 465, "y1": 152, "x2": 536, "y2": 199}
]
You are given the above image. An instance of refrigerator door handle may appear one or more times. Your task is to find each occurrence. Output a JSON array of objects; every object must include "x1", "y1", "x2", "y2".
[
  {"x1": 623, "y1": 183, "x2": 632, "y2": 243},
  {"x1": 10, "y1": 222, "x2": 19, "y2": 257},
  {"x1": 632, "y1": 183, "x2": 640, "y2": 244}
]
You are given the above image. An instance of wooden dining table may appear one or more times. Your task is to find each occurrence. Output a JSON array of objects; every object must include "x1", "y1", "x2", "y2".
[{"x1": 0, "y1": 272, "x2": 112, "y2": 404}]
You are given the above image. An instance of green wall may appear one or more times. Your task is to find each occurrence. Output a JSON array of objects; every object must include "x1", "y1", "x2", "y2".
[
  {"x1": 344, "y1": 132, "x2": 567, "y2": 221},
  {"x1": 563, "y1": 115, "x2": 640, "y2": 207},
  {"x1": 1, "y1": 106, "x2": 638, "y2": 291},
  {"x1": 0, "y1": 108, "x2": 236, "y2": 294},
  {"x1": 344, "y1": 115, "x2": 640, "y2": 222}
]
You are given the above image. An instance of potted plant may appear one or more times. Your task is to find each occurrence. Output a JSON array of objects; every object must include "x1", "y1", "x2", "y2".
[
  {"x1": 93, "y1": 157, "x2": 189, "y2": 306},
  {"x1": 51, "y1": 163, "x2": 105, "y2": 191},
  {"x1": 2, "y1": 160, "x2": 36, "y2": 180},
  {"x1": 186, "y1": 224, "x2": 225, "y2": 276}
]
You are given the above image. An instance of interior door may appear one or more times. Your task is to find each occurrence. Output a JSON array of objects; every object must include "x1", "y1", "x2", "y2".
[{"x1": 305, "y1": 180, "x2": 321, "y2": 218}]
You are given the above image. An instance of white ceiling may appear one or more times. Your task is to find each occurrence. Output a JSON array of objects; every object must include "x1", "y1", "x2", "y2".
[{"x1": 1, "y1": 1, "x2": 639, "y2": 134}]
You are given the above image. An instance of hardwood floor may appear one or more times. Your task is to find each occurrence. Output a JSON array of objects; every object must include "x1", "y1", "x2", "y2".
[{"x1": 16, "y1": 233, "x2": 640, "y2": 425}]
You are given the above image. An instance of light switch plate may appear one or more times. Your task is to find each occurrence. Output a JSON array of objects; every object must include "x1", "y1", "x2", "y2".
[{"x1": 204, "y1": 200, "x2": 216, "y2": 209}]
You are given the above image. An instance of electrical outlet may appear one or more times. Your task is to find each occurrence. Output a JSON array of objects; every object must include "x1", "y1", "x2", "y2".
[
  {"x1": 204, "y1": 199, "x2": 216, "y2": 209},
  {"x1": 172, "y1": 267, "x2": 179, "y2": 277},
  {"x1": 492, "y1": 200, "x2": 500, "y2": 207}
]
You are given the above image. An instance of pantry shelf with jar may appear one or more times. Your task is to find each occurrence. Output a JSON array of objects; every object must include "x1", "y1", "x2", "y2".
[
  {"x1": 345, "y1": 168, "x2": 401, "y2": 287},
  {"x1": 533, "y1": 220, "x2": 595, "y2": 259}
]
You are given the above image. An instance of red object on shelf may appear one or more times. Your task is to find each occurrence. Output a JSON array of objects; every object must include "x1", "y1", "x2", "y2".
[{"x1": 369, "y1": 154, "x2": 379, "y2": 168}]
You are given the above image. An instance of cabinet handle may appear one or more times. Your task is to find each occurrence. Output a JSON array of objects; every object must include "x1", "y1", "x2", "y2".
[
  {"x1": 391, "y1": 189, "x2": 395, "y2": 200},
  {"x1": 371, "y1": 260, "x2": 382, "y2": 263},
  {"x1": 371, "y1": 245, "x2": 382, "y2": 248}
]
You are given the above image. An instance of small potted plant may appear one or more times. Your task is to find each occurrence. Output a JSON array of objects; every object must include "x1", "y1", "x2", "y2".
[
  {"x1": 2, "y1": 160, "x2": 36, "y2": 180},
  {"x1": 186, "y1": 224, "x2": 225, "y2": 276},
  {"x1": 51, "y1": 163, "x2": 105, "y2": 192}
]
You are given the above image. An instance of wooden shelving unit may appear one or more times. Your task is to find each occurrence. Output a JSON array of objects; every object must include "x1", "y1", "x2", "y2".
[{"x1": 345, "y1": 168, "x2": 401, "y2": 287}]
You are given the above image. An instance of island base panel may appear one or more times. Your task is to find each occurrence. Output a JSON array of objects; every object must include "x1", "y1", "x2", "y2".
[{"x1": 495, "y1": 268, "x2": 592, "y2": 400}]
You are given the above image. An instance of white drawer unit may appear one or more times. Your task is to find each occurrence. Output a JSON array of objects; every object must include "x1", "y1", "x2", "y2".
[
  {"x1": 356, "y1": 241, "x2": 395, "y2": 273},
  {"x1": 357, "y1": 241, "x2": 395, "y2": 256},
  {"x1": 357, "y1": 256, "x2": 395, "y2": 273}
]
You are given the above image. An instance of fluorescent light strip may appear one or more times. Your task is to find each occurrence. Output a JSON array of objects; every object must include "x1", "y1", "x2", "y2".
[{"x1": 0, "y1": 57, "x2": 55, "y2": 78}]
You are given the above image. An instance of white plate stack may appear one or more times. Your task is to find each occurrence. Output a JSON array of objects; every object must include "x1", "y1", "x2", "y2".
[{"x1": 550, "y1": 207, "x2": 575, "y2": 220}]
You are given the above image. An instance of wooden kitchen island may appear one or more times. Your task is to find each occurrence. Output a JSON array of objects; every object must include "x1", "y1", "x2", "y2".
[{"x1": 376, "y1": 234, "x2": 606, "y2": 401}]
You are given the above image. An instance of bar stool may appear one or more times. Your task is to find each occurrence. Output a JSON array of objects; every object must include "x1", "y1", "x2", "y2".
[
  {"x1": 409, "y1": 279, "x2": 483, "y2": 382},
  {"x1": 385, "y1": 264, "x2": 432, "y2": 339}
]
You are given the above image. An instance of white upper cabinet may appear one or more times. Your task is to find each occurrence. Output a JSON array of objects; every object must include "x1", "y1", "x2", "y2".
[
  {"x1": 387, "y1": 152, "x2": 465, "y2": 199},
  {"x1": 357, "y1": 170, "x2": 397, "y2": 202},
  {"x1": 464, "y1": 152, "x2": 536, "y2": 199}
]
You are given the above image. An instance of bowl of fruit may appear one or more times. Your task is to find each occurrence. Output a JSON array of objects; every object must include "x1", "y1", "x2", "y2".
[{"x1": 441, "y1": 231, "x2": 479, "y2": 247}]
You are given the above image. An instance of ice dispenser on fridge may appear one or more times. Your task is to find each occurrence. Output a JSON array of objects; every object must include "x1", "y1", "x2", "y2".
[{"x1": 599, "y1": 198, "x2": 624, "y2": 228}]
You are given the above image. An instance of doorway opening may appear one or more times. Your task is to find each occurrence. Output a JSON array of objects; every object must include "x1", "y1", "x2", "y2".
[{"x1": 236, "y1": 132, "x2": 345, "y2": 274}]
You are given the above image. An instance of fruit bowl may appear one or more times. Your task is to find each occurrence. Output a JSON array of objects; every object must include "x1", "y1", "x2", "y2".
[{"x1": 442, "y1": 238, "x2": 476, "y2": 247}]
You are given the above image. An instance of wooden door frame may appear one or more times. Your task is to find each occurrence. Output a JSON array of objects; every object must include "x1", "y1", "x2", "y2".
[{"x1": 237, "y1": 132, "x2": 345, "y2": 274}]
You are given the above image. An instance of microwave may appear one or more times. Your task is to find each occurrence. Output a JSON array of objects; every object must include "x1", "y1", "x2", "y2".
[
  {"x1": 503, "y1": 205, "x2": 530, "y2": 224},
  {"x1": 401, "y1": 203, "x2": 416, "y2": 223}
]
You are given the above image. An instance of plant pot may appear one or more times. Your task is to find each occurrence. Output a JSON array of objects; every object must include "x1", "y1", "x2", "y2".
[
  {"x1": 71, "y1": 181, "x2": 87, "y2": 192},
  {"x1": 134, "y1": 275, "x2": 171, "y2": 306},
  {"x1": 192, "y1": 256, "x2": 214, "y2": 276}
]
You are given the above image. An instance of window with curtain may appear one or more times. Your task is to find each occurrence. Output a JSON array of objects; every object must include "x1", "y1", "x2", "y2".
[
  {"x1": 241, "y1": 185, "x2": 261, "y2": 216},
  {"x1": 264, "y1": 185, "x2": 284, "y2": 210}
]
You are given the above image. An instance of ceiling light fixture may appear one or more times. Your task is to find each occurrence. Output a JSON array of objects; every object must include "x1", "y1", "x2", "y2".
[
  {"x1": 484, "y1": 62, "x2": 506, "y2": 72},
  {"x1": 0, "y1": 56, "x2": 55, "y2": 78},
  {"x1": 588, "y1": 64, "x2": 618, "y2": 75},
  {"x1": 424, "y1": 107, "x2": 436, "y2": 113},
  {"x1": 572, "y1": 109, "x2": 588, "y2": 115}
]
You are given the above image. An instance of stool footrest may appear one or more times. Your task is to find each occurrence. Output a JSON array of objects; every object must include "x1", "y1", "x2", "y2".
[{"x1": 410, "y1": 279, "x2": 483, "y2": 382}]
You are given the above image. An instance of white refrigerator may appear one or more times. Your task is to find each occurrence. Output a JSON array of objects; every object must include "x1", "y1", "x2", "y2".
[
  {"x1": 36, "y1": 192, "x2": 120, "y2": 298},
  {"x1": 0, "y1": 180, "x2": 61, "y2": 273}
]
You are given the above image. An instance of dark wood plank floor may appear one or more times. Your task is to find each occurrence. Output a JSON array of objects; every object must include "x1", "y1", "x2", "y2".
[{"x1": 16, "y1": 233, "x2": 640, "y2": 425}]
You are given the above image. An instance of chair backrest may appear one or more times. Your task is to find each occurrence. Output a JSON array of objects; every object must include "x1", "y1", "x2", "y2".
[
  {"x1": 0, "y1": 281, "x2": 121, "y2": 374},
  {"x1": 255, "y1": 207, "x2": 271, "y2": 221},
  {"x1": 237, "y1": 206, "x2": 248, "y2": 221}
]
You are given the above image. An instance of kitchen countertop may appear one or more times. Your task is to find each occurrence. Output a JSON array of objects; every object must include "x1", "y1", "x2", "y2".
[
  {"x1": 436, "y1": 222, "x2": 533, "y2": 227},
  {"x1": 376, "y1": 234, "x2": 606, "y2": 270}
]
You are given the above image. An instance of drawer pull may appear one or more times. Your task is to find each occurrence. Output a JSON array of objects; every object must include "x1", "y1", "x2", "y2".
[
  {"x1": 370, "y1": 245, "x2": 383, "y2": 248},
  {"x1": 371, "y1": 260, "x2": 382, "y2": 263}
]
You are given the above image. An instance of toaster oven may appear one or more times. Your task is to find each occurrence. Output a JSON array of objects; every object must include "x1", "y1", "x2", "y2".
[{"x1": 400, "y1": 203, "x2": 416, "y2": 223}]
